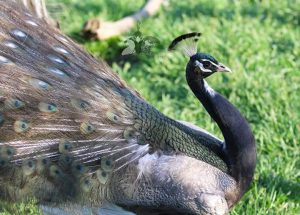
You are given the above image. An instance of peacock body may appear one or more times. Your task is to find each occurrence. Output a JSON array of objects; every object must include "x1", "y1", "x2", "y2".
[{"x1": 0, "y1": 1, "x2": 255, "y2": 214}]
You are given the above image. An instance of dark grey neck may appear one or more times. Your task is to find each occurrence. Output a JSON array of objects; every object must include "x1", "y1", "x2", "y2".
[{"x1": 186, "y1": 69, "x2": 256, "y2": 202}]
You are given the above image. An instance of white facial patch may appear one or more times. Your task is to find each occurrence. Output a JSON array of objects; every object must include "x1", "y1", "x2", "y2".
[{"x1": 195, "y1": 60, "x2": 212, "y2": 73}]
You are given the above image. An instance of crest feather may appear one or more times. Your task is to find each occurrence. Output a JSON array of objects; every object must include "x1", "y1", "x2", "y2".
[{"x1": 168, "y1": 32, "x2": 201, "y2": 57}]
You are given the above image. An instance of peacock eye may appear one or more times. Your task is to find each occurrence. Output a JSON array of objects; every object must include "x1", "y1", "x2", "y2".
[{"x1": 202, "y1": 60, "x2": 212, "y2": 68}]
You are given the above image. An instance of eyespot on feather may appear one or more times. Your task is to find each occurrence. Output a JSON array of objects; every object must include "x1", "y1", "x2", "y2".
[
  {"x1": 96, "y1": 169, "x2": 109, "y2": 185},
  {"x1": 49, "y1": 165, "x2": 63, "y2": 178},
  {"x1": 38, "y1": 102, "x2": 58, "y2": 113},
  {"x1": 22, "y1": 160, "x2": 37, "y2": 176},
  {"x1": 106, "y1": 111, "x2": 120, "y2": 123},
  {"x1": 5, "y1": 98, "x2": 25, "y2": 110},
  {"x1": 0, "y1": 145, "x2": 16, "y2": 160},
  {"x1": 14, "y1": 120, "x2": 31, "y2": 133},
  {"x1": 59, "y1": 154, "x2": 73, "y2": 167},
  {"x1": 123, "y1": 128, "x2": 137, "y2": 140},
  {"x1": 72, "y1": 163, "x2": 88, "y2": 177},
  {"x1": 0, "y1": 159, "x2": 8, "y2": 168},
  {"x1": 59, "y1": 140, "x2": 73, "y2": 154},
  {"x1": 80, "y1": 122, "x2": 95, "y2": 134},
  {"x1": 4, "y1": 146, "x2": 15, "y2": 159},
  {"x1": 36, "y1": 157, "x2": 51, "y2": 173},
  {"x1": 70, "y1": 99, "x2": 90, "y2": 112},
  {"x1": 27, "y1": 78, "x2": 52, "y2": 91},
  {"x1": 80, "y1": 176, "x2": 96, "y2": 192},
  {"x1": 101, "y1": 158, "x2": 113, "y2": 172}
]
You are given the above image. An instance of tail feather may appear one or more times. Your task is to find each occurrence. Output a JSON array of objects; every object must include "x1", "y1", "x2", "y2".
[{"x1": 0, "y1": 0, "x2": 150, "y2": 203}]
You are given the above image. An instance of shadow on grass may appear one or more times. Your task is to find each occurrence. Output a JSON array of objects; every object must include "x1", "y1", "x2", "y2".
[{"x1": 258, "y1": 173, "x2": 300, "y2": 202}]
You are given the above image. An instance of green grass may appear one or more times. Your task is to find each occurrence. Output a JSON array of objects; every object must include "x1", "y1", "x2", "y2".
[{"x1": 1, "y1": 0, "x2": 299, "y2": 214}]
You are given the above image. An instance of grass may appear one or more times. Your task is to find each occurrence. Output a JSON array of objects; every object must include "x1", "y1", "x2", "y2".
[{"x1": 0, "y1": 0, "x2": 299, "y2": 214}]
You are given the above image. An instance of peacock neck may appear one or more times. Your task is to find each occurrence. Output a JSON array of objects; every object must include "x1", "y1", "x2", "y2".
[{"x1": 185, "y1": 71, "x2": 256, "y2": 202}]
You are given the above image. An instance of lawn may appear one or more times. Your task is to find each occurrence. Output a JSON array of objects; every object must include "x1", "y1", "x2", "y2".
[{"x1": 0, "y1": 0, "x2": 299, "y2": 214}]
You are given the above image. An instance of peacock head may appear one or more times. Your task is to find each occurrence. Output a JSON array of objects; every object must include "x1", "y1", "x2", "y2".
[
  {"x1": 187, "y1": 52, "x2": 231, "y2": 79},
  {"x1": 168, "y1": 32, "x2": 231, "y2": 79}
]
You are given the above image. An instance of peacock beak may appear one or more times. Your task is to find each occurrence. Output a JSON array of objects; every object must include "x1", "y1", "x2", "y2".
[{"x1": 216, "y1": 63, "x2": 232, "y2": 72}]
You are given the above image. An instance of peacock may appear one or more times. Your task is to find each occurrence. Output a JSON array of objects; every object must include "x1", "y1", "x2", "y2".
[{"x1": 0, "y1": 1, "x2": 256, "y2": 215}]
